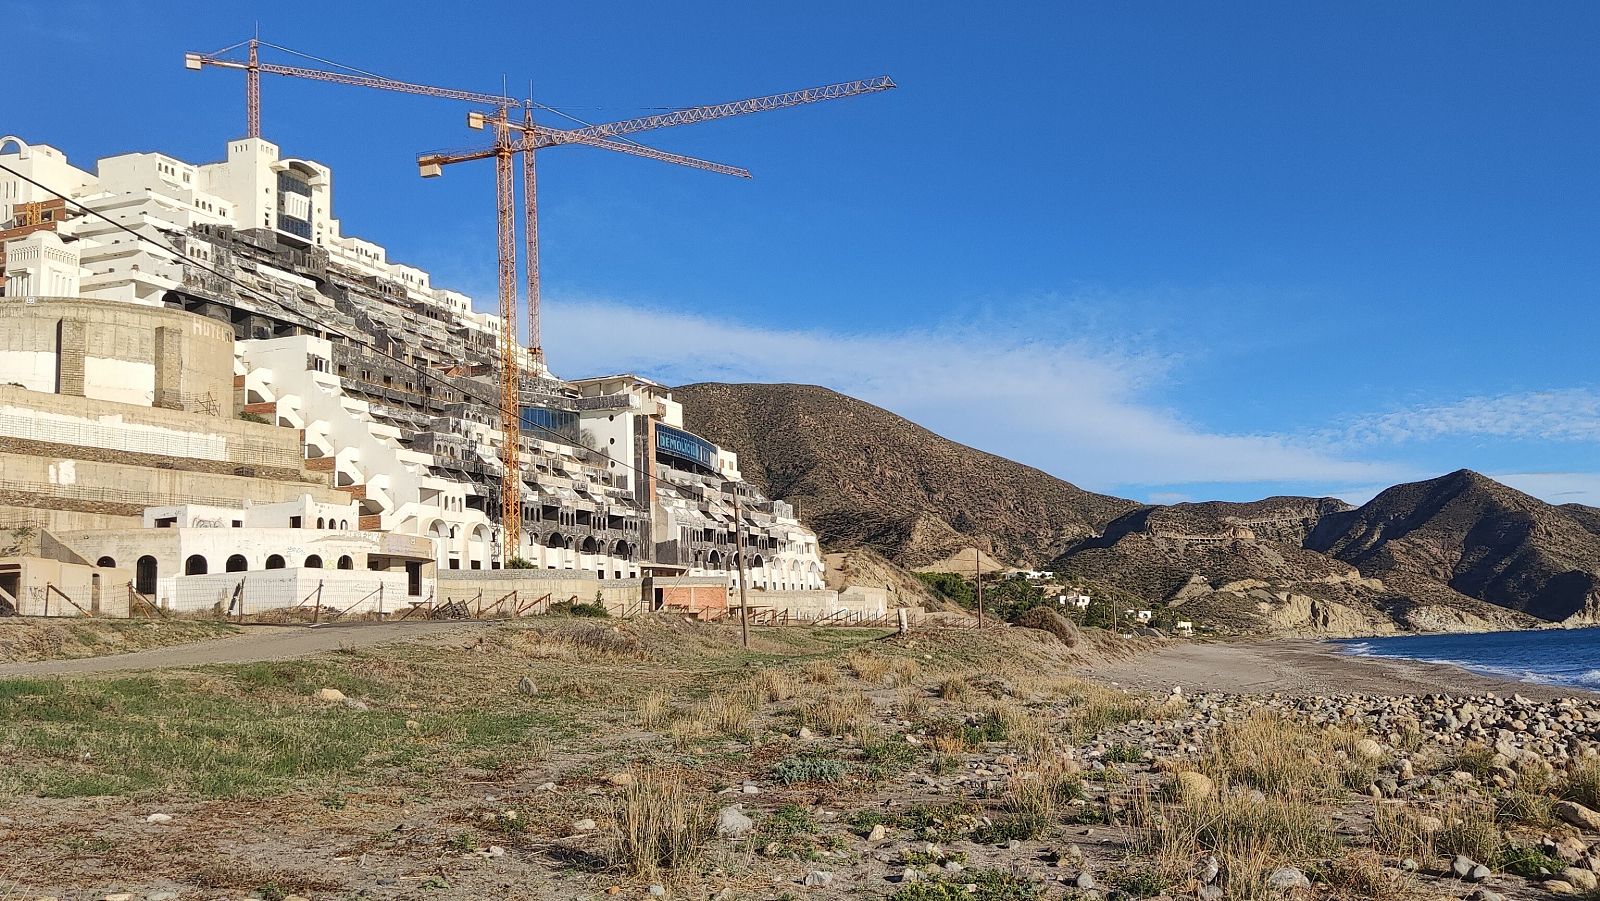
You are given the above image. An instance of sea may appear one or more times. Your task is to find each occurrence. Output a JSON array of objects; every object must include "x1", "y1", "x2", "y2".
[{"x1": 1336, "y1": 627, "x2": 1600, "y2": 691}]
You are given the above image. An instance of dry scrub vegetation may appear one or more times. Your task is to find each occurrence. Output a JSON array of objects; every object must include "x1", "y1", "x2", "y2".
[{"x1": 0, "y1": 615, "x2": 1595, "y2": 900}]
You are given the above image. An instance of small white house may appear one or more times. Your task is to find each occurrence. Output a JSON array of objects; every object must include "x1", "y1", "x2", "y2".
[
  {"x1": 1061, "y1": 593, "x2": 1091, "y2": 609},
  {"x1": 1175, "y1": 621, "x2": 1194, "y2": 635}
]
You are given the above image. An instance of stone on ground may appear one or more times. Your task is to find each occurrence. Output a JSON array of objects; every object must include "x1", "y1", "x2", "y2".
[{"x1": 715, "y1": 804, "x2": 754, "y2": 840}]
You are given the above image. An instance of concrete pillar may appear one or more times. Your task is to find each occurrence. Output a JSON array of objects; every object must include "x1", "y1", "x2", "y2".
[
  {"x1": 153, "y1": 325, "x2": 182, "y2": 410},
  {"x1": 55, "y1": 318, "x2": 85, "y2": 397}
]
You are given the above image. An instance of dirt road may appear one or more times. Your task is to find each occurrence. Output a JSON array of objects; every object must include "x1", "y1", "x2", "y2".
[{"x1": 0, "y1": 621, "x2": 489, "y2": 677}]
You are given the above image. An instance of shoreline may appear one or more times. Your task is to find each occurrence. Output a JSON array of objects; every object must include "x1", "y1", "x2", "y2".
[{"x1": 1082, "y1": 637, "x2": 1594, "y2": 700}]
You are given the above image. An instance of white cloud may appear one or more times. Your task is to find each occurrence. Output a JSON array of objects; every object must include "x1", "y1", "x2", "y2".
[
  {"x1": 1341, "y1": 389, "x2": 1600, "y2": 445},
  {"x1": 544, "y1": 299, "x2": 1395, "y2": 493}
]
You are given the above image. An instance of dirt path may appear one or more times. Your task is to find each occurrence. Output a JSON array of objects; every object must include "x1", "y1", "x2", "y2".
[
  {"x1": 0, "y1": 621, "x2": 490, "y2": 677},
  {"x1": 1082, "y1": 638, "x2": 1588, "y2": 699}
]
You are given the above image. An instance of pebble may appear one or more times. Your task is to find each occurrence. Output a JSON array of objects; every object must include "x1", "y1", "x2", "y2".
[
  {"x1": 573, "y1": 818, "x2": 597, "y2": 832},
  {"x1": 1074, "y1": 872, "x2": 1097, "y2": 890},
  {"x1": 716, "y1": 805, "x2": 754, "y2": 840},
  {"x1": 647, "y1": 885, "x2": 666, "y2": 898},
  {"x1": 802, "y1": 870, "x2": 834, "y2": 887},
  {"x1": 314, "y1": 687, "x2": 345, "y2": 701},
  {"x1": 1266, "y1": 867, "x2": 1310, "y2": 890},
  {"x1": 144, "y1": 813, "x2": 172, "y2": 824},
  {"x1": 867, "y1": 824, "x2": 886, "y2": 842}
]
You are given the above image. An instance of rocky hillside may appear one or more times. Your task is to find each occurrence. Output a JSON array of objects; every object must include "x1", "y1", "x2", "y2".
[
  {"x1": 674, "y1": 382, "x2": 1137, "y2": 566},
  {"x1": 675, "y1": 383, "x2": 1600, "y2": 632},
  {"x1": 1306, "y1": 470, "x2": 1600, "y2": 623}
]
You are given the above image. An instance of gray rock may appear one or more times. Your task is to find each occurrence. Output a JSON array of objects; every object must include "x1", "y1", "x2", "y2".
[
  {"x1": 647, "y1": 885, "x2": 667, "y2": 898},
  {"x1": 1199, "y1": 886, "x2": 1224, "y2": 901},
  {"x1": 802, "y1": 870, "x2": 834, "y2": 887},
  {"x1": 898, "y1": 867, "x2": 922, "y2": 883},
  {"x1": 1468, "y1": 864, "x2": 1492, "y2": 882},
  {"x1": 1075, "y1": 872, "x2": 1097, "y2": 890},
  {"x1": 867, "y1": 823, "x2": 887, "y2": 842},
  {"x1": 517, "y1": 676, "x2": 539, "y2": 696},
  {"x1": 1266, "y1": 867, "x2": 1310, "y2": 890},
  {"x1": 716, "y1": 805, "x2": 754, "y2": 840},
  {"x1": 1452, "y1": 855, "x2": 1478, "y2": 878},
  {"x1": 1465, "y1": 890, "x2": 1504, "y2": 901},
  {"x1": 1556, "y1": 801, "x2": 1600, "y2": 832},
  {"x1": 1199, "y1": 855, "x2": 1220, "y2": 884}
]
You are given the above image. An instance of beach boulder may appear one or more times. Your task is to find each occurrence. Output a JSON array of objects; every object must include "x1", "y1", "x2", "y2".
[
  {"x1": 1169, "y1": 770, "x2": 1216, "y2": 804},
  {"x1": 1556, "y1": 801, "x2": 1600, "y2": 832}
]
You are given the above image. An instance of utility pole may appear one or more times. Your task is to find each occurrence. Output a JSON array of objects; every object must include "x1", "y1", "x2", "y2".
[
  {"x1": 974, "y1": 546, "x2": 985, "y2": 628},
  {"x1": 733, "y1": 483, "x2": 750, "y2": 649}
]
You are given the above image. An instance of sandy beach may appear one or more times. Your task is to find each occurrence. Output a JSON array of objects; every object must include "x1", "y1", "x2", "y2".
[{"x1": 1083, "y1": 638, "x2": 1591, "y2": 700}]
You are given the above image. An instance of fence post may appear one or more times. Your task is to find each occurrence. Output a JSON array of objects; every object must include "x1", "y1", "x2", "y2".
[
  {"x1": 377, "y1": 583, "x2": 384, "y2": 619},
  {"x1": 43, "y1": 583, "x2": 50, "y2": 618},
  {"x1": 312, "y1": 581, "x2": 323, "y2": 624}
]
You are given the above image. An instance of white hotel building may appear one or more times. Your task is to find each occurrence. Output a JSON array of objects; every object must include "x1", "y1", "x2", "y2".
[{"x1": 0, "y1": 133, "x2": 828, "y2": 611}]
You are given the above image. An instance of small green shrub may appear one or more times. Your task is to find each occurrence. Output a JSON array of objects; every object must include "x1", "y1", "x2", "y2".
[
  {"x1": 772, "y1": 754, "x2": 848, "y2": 785},
  {"x1": 1499, "y1": 844, "x2": 1565, "y2": 878},
  {"x1": 888, "y1": 869, "x2": 1041, "y2": 901}
]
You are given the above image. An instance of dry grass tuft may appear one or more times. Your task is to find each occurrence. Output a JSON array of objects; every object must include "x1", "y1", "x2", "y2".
[
  {"x1": 1199, "y1": 712, "x2": 1345, "y2": 799},
  {"x1": 897, "y1": 686, "x2": 928, "y2": 721},
  {"x1": 1562, "y1": 756, "x2": 1600, "y2": 810},
  {"x1": 636, "y1": 689, "x2": 671, "y2": 730},
  {"x1": 986, "y1": 701, "x2": 1054, "y2": 756},
  {"x1": 1323, "y1": 848, "x2": 1416, "y2": 901},
  {"x1": 1434, "y1": 799, "x2": 1501, "y2": 864},
  {"x1": 938, "y1": 676, "x2": 971, "y2": 701},
  {"x1": 797, "y1": 691, "x2": 874, "y2": 740},
  {"x1": 846, "y1": 651, "x2": 891, "y2": 683},
  {"x1": 1371, "y1": 803, "x2": 1438, "y2": 861},
  {"x1": 609, "y1": 767, "x2": 708, "y2": 879},
  {"x1": 749, "y1": 668, "x2": 799, "y2": 703},
  {"x1": 799, "y1": 660, "x2": 837, "y2": 685},
  {"x1": 1134, "y1": 785, "x2": 1336, "y2": 900}
]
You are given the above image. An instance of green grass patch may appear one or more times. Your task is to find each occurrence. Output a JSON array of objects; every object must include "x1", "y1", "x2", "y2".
[{"x1": 0, "y1": 661, "x2": 569, "y2": 799}]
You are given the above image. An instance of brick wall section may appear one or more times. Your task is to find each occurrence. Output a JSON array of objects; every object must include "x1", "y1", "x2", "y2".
[
  {"x1": 152, "y1": 326, "x2": 182, "y2": 411},
  {"x1": 55, "y1": 318, "x2": 85, "y2": 397}
]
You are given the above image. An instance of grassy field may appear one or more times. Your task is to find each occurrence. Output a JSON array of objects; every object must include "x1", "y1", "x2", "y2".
[{"x1": 0, "y1": 615, "x2": 1589, "y2": 900}]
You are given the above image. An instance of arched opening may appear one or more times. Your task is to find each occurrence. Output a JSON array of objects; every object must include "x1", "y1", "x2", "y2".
[
  {"x1": 316, "y1": 517, "x2": 325, "y2": 529},
  {"x1": 135, "y1": 556, "x2": 157, "y2": 594},
  {"x1": 265, "y1": 554, "x2": 286, "y2": 569},
  {"x1": 184, "y1": 555, "x2": 208, "y2": 575},
  {"x1": 303, "y1": 554, "x2": 323, "y2": 569},
  {"x1": 225, "y1": 554, "x2": 248, "y2": 572},
  {"x1": 337, "y1": 555, "x2": 354, "y2": 570},
  {"x1": 580, "y1": 536, "x2": 598, "y2": 554},
  {"x1": 612, "y1": 539, "x2": 629, "y2": 560},
  {"x1": 545, "y1": 532, "x2": 566, "y2": 549},
  {"x1": 707, "y1": 550, "x2": 722, "y2": 570},
  {"x1": 96, "y1": 556, "x2": 116, "y2": 568}
]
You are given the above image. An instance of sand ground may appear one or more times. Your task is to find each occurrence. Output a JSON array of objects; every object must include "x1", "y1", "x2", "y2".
[{"x1": 1082, "y1": 638, "x2": 1588, "y2": 700}]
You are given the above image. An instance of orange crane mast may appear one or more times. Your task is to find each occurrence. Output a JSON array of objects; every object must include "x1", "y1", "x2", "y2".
[{"x1": 187, "y1": 37, "x2": 897, "y2": 564}]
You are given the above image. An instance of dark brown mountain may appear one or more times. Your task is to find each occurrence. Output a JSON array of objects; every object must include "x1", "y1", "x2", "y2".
[
  {"x1": 675, "y1": 383, "x2": 1598, "y2": 631},
  {"x1": 673, "y1": 382, "x2": 1138, "y2": 566},
  {"x1": 1305, "y1": 470, "x2": 1600, "y2": 622}
]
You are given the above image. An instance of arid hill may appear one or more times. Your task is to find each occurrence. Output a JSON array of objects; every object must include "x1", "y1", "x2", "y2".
[
  {"x1": 674, "y1": 382, "x2": 1137, "y2": 566},
  {"x1": 1306, "y1": 469, "x2": 1600, "y2": 622},
  {"x1": 675, "y1": 383, "x2": 1600, "y2": 631}
]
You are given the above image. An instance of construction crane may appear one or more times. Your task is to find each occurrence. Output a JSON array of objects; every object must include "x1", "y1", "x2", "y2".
[
  {"x1": 184, "y1": 38, "x2": 743, "y2": 559},
  {"x1": 418, "y1": 78, "x2": 894, "y2": 557},
  {"x1": 187, "y1": 37, "x2": 896, "y2": 562}
]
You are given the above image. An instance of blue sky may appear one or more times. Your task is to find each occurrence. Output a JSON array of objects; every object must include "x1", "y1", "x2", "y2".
[{"x1": 10, "y1": 1, "x2": 1600, "y2": 506}]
